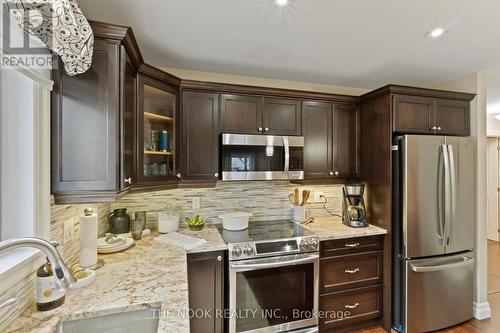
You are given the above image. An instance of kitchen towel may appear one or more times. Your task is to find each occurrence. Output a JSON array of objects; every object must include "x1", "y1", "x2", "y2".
[
  {"x1": 154, "y1": 232, "x2": 207, "y2": 251},
  {"x1": 80, "y1": 211, "x2": 98, "y2": 268}
]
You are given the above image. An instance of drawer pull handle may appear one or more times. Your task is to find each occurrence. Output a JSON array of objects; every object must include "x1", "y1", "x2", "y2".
[
  {"x1": 344, "y1": 302, "x2": 360, "y2": 309},
  {"x1": 345, "y1": 242, "x2": 360, "y2": 248},
  {"x1": 345, "y1": 268, "x2": 360, "y2": 274}
]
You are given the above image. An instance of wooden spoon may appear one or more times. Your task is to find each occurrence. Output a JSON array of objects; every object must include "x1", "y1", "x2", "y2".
[
  {"x1": 294, "y1": 188, "x2": 300, "y2": 205},
  {"x1": 302, "y1": 190, "x2": 310, "y2": 206}
]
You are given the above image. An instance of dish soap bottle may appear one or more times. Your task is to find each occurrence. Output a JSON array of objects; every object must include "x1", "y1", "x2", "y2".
[{"x1": 36, "y1": 258, "x2": 65, "y2": 311}]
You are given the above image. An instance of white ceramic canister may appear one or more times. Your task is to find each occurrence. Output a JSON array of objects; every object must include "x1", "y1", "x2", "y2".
[
  {"x1": 158, "y1": 211, "x2": 179, "y2": 233},
  {"x1": 293, "y1": 206, "x2": 306, "y2": 222}
]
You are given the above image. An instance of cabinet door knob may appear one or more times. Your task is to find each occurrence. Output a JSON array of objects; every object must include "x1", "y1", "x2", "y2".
[
  {"x1": 258, "y1": 127, "x2": 263, "y2": 132},
  {"x1": 124, "y1": 177, "x2": 132, "y2": 184},
  {"x1": 176, "y1": 173, "x2": 182, "y2": 179},
  {"x1": 264, "y1": 127, "x2": 269, "y2": 132},
  {"x1": 431, "y1": 126, "x2": 437, "y2": 131},
  {"x1": 214, "y1": 172, "x2": 219, "y2": 178},
  {"x1": 329, "y1": 171, "x2": 334, "y2": 176},
  {"x1": 217, "y1": 256, "x2": 222, "y2": 262},
  {"x1": 437, "y1": 126, "x2": 442, "y2": 131},
  {"x1": 334, "y1": 171, "x2": 340, "y2": 176}
]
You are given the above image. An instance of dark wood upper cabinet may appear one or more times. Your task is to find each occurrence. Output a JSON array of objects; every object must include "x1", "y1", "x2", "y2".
[
  {"x1": 263, "y1": 98, "x2": 302, "y2": 135},
  {"x1": 187, "y1": 251, "x2": 225, "y2": 333},
  {"x1": 434, "y1": 99, "x2": 470, "y2": 136},
  {"x1": 221, "y1": 94, "x2": 302, "y2": 136},
  {"x1": 393, "y1": 93, "x2": 470, "y2": 136},
  {"x1": 393, "y1": 95, "x2": 434, "y2": 134},
  {"x1": 51, "y1": 23, "x2": 141, "y2": 204},
  {"x1": 181, "y1": 91, "x2": 220, "y2": 181},
  {"x1": 302, "y1": 101, "x2": 333, "y2": 179},
  {"x1": 136, "y1": 73, "x2": 179, "y2": 187},
  {"x1": 120, "y1": 47, "x2": 137, "y2": 190},
  {"x1": 220, "y1": 94, "x2": 263, "y2": 134},
  {"x1": 333, "y1": 103, "x2": 360, "y2": 178}
]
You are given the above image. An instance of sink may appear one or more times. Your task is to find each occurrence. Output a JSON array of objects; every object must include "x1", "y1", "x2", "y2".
[{"x1": 57, "y1": 308, "x2": 160, "y2": 333}]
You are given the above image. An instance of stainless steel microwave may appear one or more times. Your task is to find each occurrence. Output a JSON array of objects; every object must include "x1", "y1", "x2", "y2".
[{"x1": 221, "y1": 133, "x2": 304, "y2": 181}]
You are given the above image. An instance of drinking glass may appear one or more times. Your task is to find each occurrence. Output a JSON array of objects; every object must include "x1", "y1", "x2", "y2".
[
  {"x1": 135, "y1": 211, "x2": 147, "y2": 230},
  {"x1": 130, "y1": 219, "x2": 143, "y2": 240}
]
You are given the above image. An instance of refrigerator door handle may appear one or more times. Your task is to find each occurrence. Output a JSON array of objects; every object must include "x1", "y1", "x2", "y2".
[
  {"x1": 410, "y1": 256, "x2": 474, "y2": 273},
  {"x1": 437, "y1": 145, "x2": 446, "y2": 241},
  {"x1": 443, "y1": 144, "x2": 452, "y2": 246},
  {"x1": 447, "y1": 144, "x2": 457, "y2": 246}
]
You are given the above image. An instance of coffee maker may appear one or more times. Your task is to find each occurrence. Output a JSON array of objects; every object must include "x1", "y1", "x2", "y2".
[{"x1": 342, "y1": 184, "x2": 369, "y2": 228}]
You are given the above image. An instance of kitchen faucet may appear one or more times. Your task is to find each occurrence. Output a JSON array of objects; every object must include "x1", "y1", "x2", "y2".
[{"x1": 0, "y1": 238, "x2": 76, "y2": 289}]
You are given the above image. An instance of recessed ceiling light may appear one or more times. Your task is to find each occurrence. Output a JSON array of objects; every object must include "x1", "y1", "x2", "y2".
[
  {"x1": 428, "y1": 28, "x2": 445, "y2": 38},
  {"x1": 276, "y1": 0, "x2": 288, "y2": 6}
]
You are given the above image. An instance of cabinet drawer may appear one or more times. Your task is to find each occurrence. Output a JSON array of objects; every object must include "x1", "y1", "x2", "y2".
[
  {"x1": 320, "y1": 251, "x2": 382, "y2": 293},
  {"x1": 319, "y1": 285, "x2": 382, "y2": 330},
  {"x1": 320, "y1": 236, "x2": 383, "y2": 257}
]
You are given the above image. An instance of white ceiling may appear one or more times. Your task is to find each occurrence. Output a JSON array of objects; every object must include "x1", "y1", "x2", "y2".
[{"x1": 78, "y1": 0, "x2": 500, "y2": 105}]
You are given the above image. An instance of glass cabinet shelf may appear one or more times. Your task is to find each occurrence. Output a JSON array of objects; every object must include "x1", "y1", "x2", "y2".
[
  {"x1": 144, "y1": 112, "x2": 173, "y2": 122},
  {"x1": 138, "y1": 75, "x2": 178, "y2": 182}
]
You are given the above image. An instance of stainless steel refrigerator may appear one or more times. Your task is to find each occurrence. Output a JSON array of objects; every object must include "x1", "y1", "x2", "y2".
[{"x1": 392, "y1": 135, "x2": 475, "y2": 333}]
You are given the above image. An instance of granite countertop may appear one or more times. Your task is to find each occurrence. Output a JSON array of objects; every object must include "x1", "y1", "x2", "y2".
[
  {"x1": 299, "y1": 216, "x2": 387, "y2": 240},
  {"x1": 5, "y1": 224, "x2": 226, "y2": 333},
  {"x1": 5, "y1": 219, "x2": 384, "y2": 333}
]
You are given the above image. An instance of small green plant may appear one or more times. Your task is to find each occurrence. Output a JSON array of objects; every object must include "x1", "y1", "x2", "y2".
[{"x1": 185, "y1": 215, "x2": 205, "y2": 230}]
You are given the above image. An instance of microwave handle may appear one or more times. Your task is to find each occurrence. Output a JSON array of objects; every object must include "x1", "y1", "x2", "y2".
[{"x1": 283, "y1": 136, "x2": 290, "y2": 177}]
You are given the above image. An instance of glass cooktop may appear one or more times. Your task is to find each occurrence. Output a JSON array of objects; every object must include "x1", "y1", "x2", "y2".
[{"x1": 215, "y1": 219, "x2": 314, "y2": 244}]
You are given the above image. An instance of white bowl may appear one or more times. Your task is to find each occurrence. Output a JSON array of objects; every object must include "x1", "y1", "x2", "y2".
[
  {"x1": 219, "y1": 211, "x2": 252, "y2": 231},
  {"x1": 73, "y1": 269, "x2": 96, "y2": 289}
]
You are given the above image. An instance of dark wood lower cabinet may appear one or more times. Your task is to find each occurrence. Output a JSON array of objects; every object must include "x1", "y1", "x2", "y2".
[
  {"x1": 320, "y1": 251, "x2": 382, "y2": 293},
  {"x1": 319, "y1": 236, "x2": 384, "y2": 332},
  {"x1": 187, "y1": 250, "x2": 225, "y2": 333},
  {"x1": 319, "y1": 285, "x2": 383, "y2": 331}
]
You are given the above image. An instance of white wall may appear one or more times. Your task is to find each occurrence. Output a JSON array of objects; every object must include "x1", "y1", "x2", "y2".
[
  {"x1": 434, "y1": 71, "x2": 491, "y2": 319},
  {"x1": 487, "y1": 114, "x2": 500, "y2": 136},
  {"x1": 486, "y1": 138, "x2": 498, "y2": 241},
  {"x1": 161, "y1": 67, "x2": 369, "y2": 96}
]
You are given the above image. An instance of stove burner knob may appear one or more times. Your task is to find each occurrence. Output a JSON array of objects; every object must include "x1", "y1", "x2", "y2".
[
  {"x1": 309, "y1": 240, "x2": 318, "y2": 249},
  {"x1": 300, "y1": 240, "x2": 310, "y2": 250},
  {"x1": 243, "y1": 245, "x2": 253, "y2": 256},
  {"x1": 232, "y1": 246, "x2": 242, "y2": 257}
]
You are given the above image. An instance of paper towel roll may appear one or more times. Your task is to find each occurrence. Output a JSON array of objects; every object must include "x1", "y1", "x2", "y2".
[{"x1": 80, "y1": 209, "x2": 98, "y2": 268}]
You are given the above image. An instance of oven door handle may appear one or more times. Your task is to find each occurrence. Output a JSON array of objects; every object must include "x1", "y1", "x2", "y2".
[{"x1": 230, "y1": 254, "x2": 318, "y2": 270}]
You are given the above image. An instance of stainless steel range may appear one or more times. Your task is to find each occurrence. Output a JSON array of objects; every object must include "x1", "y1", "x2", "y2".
[{"x1": 217, "y1": 220, "x2": 319, "y2": 333}]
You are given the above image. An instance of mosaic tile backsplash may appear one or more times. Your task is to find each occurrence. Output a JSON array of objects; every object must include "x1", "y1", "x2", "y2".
[
  {"x1": 109, "y1": 181, "x2": 344, "y2": 232},
  {"x1": 3, "y1": 182, "x2": 343, "y2": 330},
  {"x1": 0, "y1": 199, "x2": 110, "y2": 331}
]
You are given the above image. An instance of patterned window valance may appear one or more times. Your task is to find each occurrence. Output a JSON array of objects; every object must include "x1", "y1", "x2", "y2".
[{"x1": 5, "y1": 0, "x2": 94, "y2": 75}]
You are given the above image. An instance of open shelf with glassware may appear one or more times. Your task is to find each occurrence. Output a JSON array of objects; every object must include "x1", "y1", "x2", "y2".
[{"x1": 137, "y1": 74, "x2": 179, "y2": 186}]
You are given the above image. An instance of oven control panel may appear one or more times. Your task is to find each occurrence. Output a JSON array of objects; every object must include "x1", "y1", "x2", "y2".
[{"x1": 228, "y1": 236, "x2": 319, "y2": 260}]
